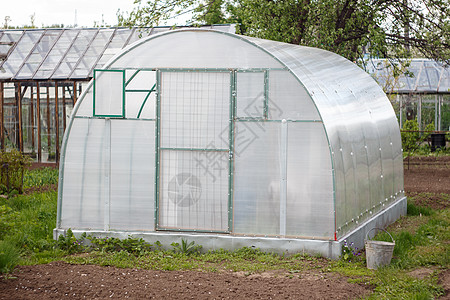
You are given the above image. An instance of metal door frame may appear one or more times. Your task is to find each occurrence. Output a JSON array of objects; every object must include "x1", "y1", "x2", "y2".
[{"x1": 155, "y1": 68, "x2": 236, "y2": 233}]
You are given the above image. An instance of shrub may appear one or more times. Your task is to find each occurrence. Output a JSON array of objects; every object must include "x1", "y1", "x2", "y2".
[
  {"x1": 401, "y1": 119, "x2": 420, "y2": 152},
  {"x1": 0, "y1": 150, "x2": 31, "y2": 194}
]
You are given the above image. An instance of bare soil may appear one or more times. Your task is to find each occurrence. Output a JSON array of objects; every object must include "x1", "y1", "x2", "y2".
[
  {"x1": 404, "y1": 155, "x2": 450, "y2": 197},
  {"x1": 0, "y1": 261, "x2": 371, "y2": 300},
  {"x1": 0, "y1": 156, "x2": 448, "y2": 299}
]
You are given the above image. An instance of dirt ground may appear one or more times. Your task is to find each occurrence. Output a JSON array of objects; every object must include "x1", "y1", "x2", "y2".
[{"x1": 1, "y1": 156, "x2": 449, "y2": 299}]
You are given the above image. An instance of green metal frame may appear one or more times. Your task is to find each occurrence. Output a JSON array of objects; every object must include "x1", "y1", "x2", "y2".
[
  {"x1": 93, "y1": 69, "x2": 125, "y2": 118},
  {"x1": 125, "y1": 69, "x2": 140, "y2": 86},
  {"x1": 264, "y1": 70, "x2": 269, "y2": 119},
  {"x1": 136, "y1": 83, "x2": 157, "y2": 118},
  {"x1": 160, "y1": 147, "x2": 229, "y2": 152},
  {"x1": 154, "y1": 69, "x2": 161, "y2": 230},
  {"x1": 229, "y1": 70, "x2": 236, "y2": 232},
  {"x1": 155, "y1": 68, "x2": 235, "y2": 233}
]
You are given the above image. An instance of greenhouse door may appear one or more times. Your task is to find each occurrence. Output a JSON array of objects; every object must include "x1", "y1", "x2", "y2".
[{"x1": 157, "y1": 70, "x2": 232, "y2": 232}]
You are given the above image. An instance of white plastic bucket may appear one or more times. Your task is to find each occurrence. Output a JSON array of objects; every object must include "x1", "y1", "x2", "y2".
[{"x1": 365, "y1": 228, "x2": 395, "y2": 270}]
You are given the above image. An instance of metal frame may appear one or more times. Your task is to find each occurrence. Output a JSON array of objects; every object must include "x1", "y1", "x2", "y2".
[
  {"x1": 229, "y1": 70, "x2": 236, "y2": 231},
  {"x1": 154, "y1": 69, "x2": 161, "y2": 229},
  {"x1": 93, "y1": 69, "x2": 125, "y2": 118},
  {"x1": 55, "y1": 29, "x2": 406, "y2": 246},
  {"x1": 155, "y1": 68, "x2": 235, "y2": 233}
]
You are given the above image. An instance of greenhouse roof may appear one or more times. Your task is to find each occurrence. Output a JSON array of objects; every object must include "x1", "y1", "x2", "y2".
[
  {"x1": 367, "y1": 59, "x2": 450, "y2": 94},
  {"x1": 0, "y1": 25, "x2": 235, "y2": 81}
]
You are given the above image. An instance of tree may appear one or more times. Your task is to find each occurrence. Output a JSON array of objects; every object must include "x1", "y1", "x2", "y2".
[{"x1": 117, "y1": 0, "x2": 450, "y2": 67}]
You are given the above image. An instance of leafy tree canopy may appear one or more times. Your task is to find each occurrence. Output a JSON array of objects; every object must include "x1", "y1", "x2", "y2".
[{"x1": 118, "y1": 0, "x2": 449, "y2": 68}]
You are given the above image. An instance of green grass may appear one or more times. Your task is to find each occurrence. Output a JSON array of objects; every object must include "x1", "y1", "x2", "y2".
[
  {"x1": 0, "y1": 240, "x2": 21, "y2": 273},
  {"x1": 0, "y1": 167, "x2": 59, "y2": 269}
]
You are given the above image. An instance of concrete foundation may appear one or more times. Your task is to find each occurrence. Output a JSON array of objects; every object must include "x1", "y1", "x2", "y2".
[{"x1": 54, "y1": 196, "x2": 407, "y2": 259}]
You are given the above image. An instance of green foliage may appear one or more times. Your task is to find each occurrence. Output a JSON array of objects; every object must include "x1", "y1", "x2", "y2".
[
  {"x1": 171, "y1": 238, "x2": 202, "y2": 255},
  {"x1": 23, "y1": 168, "x2": 58, "y2": 189},
  {"x1": 402, "y1": 119, "x2": 420, "y2": 152},
  {"x1": 88, "y1": 236, "x2": 152, "y2": 256},
  {"x1": 56, "y1": 230, "x2": 86, "y2": 254},
  {"x1": 401, "y1": 119, "x2": 436, "y2": 156},
  {"x1": 118, "y1": 0, "x2": 450, "y2": 65},
  {"x1": 0, "y1": 150, "x2": 31, "y2": 194},
  {"x1": 0, "y1": 240, "x2": 21, "y2": 274},
  {"x1": 0, "y1": 191, "x2": 57, "y2": 258}
]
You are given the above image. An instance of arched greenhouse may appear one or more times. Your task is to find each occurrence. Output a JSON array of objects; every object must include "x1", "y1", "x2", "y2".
[{"x1": 54, "y1": 29, "x2": 406, "y2": 258}]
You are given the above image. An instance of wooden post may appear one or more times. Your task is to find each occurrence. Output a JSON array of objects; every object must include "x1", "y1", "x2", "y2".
[
  {"x1": 36, "y1": 82, "x2": 41, "y2": 162},
  {"x1": 46, "y1": 86, "x2": 51, "y2": 157},
  {"x1": 30, "y1": 85, "x2": 35, "y2": 151},
  {"x1": 55, "y1": 82, "x2": 59, "y2": 163},
  {"x1": 17, "y1": 82, "x2": 23, "y2": 153},
  {"x1": 73, "y1": 81, "x2": 77, "y2": 105},
  {"x1": 62, "y1": 84, "x2": 66, "y2": 130},
  {"x1": 0, "y1": 82, "x2": 4, "y2": 150}
]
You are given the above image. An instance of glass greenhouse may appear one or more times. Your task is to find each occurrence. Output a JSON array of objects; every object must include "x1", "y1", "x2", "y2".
[
  {"x1": 367, "y1": 59, "x2": 450, "y2": 132},
  {"x1": 55, "y1": 29, "x2": 406, "y2": 258}
]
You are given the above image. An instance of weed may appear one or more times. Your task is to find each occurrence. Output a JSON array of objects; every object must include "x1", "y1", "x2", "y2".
[
  {"x1": 56, "y1": 229, "x2": 86, "y2": 254},
  {"x1": 88, "y1": 236, "x2": 152, "y2": 256},
  {"x1": 407, "y1": 202, "x2": 433, "y2": 216},
  {"x1": 171, "y1": 239, "x2": 202, "y2": 255}
]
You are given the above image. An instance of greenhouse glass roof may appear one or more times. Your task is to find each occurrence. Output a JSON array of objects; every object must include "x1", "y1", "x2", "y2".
[
  {"x1": 0, "y1": 25, "x2": 235, "y2": 81},
  {"x1": 367, "y1": 59, "x2": 450, "y2": 94}
]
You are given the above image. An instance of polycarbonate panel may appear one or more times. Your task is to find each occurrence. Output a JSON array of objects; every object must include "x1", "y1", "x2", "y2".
[
  {"x1": 159, "y1": 150, "x2": 228, "y2": 231},
  {"x1": 268, "y1": 70, "x2": 320, "y2": 120},
  {"x1": 364, "y1": 126, "x2": 383, "y2": 215},
  {"x1": 286, "y1": 122, "x2": 334, "y2": 238},
  {"x1": 110, "y1": 120, "x2": 155, "y2": 231},
  {"x1": 60, "y1": 118, "x2": 107, "y2": 229},
  {"x1": 126, "y1": 70, "x2": 156, "y2": 90},
  {"x1": 392, "y1": 123, "x2": 404, "y2": 197},
  {"x1": 94, "y1": 70, "x2": 124, "y2": 117},
  {"x1": 111, "y1": 31, "x2": 283, "y2": 70},
  {"x1": 233, "y1": 122, "x2": 280, "y2": 236},
  {"x1": 380, "y1": 126, "x2": 395, "y2": 202},
  {"x1": 138, "y1": 92, "x2": 156, "y2": 119},
  {"x1": 236, "y1": 72, "x2": 264, "y2": 118},
  {"x1": 246, "y1": 36, "x2": 403, "y2": 238},
  {"x1": 125, "y1": 92, "x2": 156, "y2": 119},
  {"x1": 76, "y1": 82, "x2": 94, "y2": 117},
  {"x1": 160, "y1": 71, "x2": 230, "y2": 149}
]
